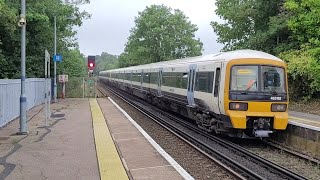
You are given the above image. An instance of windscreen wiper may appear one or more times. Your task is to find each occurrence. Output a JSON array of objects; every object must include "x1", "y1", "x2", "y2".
[{"x1": 241, "y1": 81, "x2": 257, "y2": 94}]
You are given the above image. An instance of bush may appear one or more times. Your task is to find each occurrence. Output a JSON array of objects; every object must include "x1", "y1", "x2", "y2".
[{"x1": 279, "y1": 45, "x2": 320, "y2": 100}]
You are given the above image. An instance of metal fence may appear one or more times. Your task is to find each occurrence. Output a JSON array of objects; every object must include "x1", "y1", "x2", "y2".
[
  {"x1": 57, "y1": 77, "x2": 96, "y2": 98},
  {"x1": 0, "y1": 78, "x2": 49, "y2": 127}
]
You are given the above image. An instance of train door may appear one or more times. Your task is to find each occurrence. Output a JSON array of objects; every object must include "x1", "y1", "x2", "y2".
[
  {"x1": 140, "y1": 70, "x2": 143, "y2": 90},
  {"x1": 157, "y1": 68, "x2": 163, "y2": 97},
  {"x1": 187, "y1": 64, "x2": 197, "y2": 107},
  {"x1": 213, "y1": 62, "x2": 221, "y2": 113},
  {"x1": 130, "y1": 71, "x2": 133, "y2": 88}
]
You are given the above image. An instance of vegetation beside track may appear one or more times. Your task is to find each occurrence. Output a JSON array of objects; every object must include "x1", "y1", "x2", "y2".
[{"x1": 289, "y1": 99, "x2": 320, "y2": 116}]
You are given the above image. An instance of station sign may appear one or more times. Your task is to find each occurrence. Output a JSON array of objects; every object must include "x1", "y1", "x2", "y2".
[
  {"x1": 53, "y1": 54, "x2": 63, "y2": 62},
  {"x1": 59, "y1": 75, "x2": 68, "y2": 82}
]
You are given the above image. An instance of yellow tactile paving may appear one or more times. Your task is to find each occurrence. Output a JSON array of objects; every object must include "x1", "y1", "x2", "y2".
[
  {"x1": 89, "y1": 98, "x2": 129, "y2": 180},
  {"x1": 290, "y1": 116, "x2": 320, "y2": 127}
]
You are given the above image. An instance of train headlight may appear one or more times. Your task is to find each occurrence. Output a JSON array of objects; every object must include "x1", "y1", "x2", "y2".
[
  {"x1": 271, "y1": 104, "x2": 287, "y2": 112},
  {"x1": 229, "y1": 102, "x2": 248, "y2": 111}
]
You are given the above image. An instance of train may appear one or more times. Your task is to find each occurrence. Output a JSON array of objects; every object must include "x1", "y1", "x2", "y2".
[{"x1": 99, "y1": 50, "x2": 289, "y2": 138}]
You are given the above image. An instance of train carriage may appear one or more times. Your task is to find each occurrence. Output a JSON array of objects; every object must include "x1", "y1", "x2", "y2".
[{"x1": 99, "y1": 50, "x2": 289, "y2": 138}]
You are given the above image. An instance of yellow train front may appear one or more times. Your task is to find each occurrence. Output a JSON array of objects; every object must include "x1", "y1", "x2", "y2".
[{"x1": 224, "y1": 57, "x2": 288, "y2": 138}]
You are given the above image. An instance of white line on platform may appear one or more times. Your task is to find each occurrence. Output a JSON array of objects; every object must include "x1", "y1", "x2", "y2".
[
  {"x1": 289, "y1": 121, "x2": 320, "y2": 132},
  {"x1": 108, "y1": 97, "x2": 194, "y2": 180}
]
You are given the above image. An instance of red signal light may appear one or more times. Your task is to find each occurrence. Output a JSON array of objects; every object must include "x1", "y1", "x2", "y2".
[{"x1": 87, "y1": 56, "x2": 95, "y2": 70}]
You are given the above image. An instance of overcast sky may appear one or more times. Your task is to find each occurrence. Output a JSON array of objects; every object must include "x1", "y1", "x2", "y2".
[{"x1": 76, "y1": 0, "x2": 224, "y2": 56}]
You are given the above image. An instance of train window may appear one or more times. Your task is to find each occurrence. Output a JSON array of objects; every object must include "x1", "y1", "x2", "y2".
[
  {"x1": 208, "y1": 72, "x2": 214, "y2": 93},
  {"x1": 261, "y1": 66, "x2": 286, "y2": 93},
  {"x1": 175, "y1": 73, "x2": 181, "y2": 88},
  {"x1": 214, "y1": 68, "x2": 221, "y2": 97},
  {"x1": 230, "y1": 66, "x2": 258, "y2": 91},
  {"x1": 181, "y1": 73, "x2": 188, "y2": 89},
  {"x1": 195, "y1": 71, "x2": 214, "y2": 93},
  {"x1": 143, "y1": 73, "x2": 150, "y2": 83},
  {"x1": 131, "y1": 73, "x2": 138, "y2": 82},
  {"x1": 135, "y1": 73, "x2": 142, "y2": 82},
  {"x1": 162, "y1": 72, "x2": 177, "y2": 87},
  {"x1": 150, "y1": 72, "x2": 158, "y2": 84}
]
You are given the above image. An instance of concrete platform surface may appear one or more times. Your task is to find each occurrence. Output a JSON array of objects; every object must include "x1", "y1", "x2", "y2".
[
  {"x1": 289, "y1": 111, "x2": 320, "y2": 129},
  {"x1": 97, "y1": 98, "x2": 193, "y2": 180},
  {"x1": 0, "y1": 99, "x2": 99, "y2": 180}
]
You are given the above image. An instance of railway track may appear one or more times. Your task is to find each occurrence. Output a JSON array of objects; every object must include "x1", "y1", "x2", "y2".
[
  {"x1": 97, "y1": 82, "x2": 308, "y2": 180},
  {"x1": 262, "y1": 139, "x2": 320, "y2": 165}
]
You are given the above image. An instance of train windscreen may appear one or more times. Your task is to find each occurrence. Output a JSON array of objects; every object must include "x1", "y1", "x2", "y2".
[{"x1": 230, "y1": 65, "x2": 286, "y2": 94}]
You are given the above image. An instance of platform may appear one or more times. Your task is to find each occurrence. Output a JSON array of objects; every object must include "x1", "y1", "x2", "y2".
[
  {"x1": 97, "y1": 97, "x2": 193, "y2": 180},
  {"x1": 0, "y1": 99, "x2": 100, "y2": 180},
  {"x1": 0, "y1": 98, "x2": 193, "y2": 180},
  {"x1": 275, "y1": 111, "x2": 320, "y2": 157},
  {"x1": 289, "y1": 111, "x2": 320, "y2": 130}
]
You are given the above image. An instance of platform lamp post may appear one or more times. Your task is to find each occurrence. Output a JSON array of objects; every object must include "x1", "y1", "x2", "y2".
[
  {"x1": 53, "y1": 15, "x2": 76, "y2": 103},
  {"x1": 54, "y1": 16, "x2": 57, "y2": 102},
  {"x1": 18, "y1": 0, "x2": 28, "y2": 134}
]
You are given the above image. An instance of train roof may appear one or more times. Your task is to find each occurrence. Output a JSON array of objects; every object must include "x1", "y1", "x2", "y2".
[{"x1": 102, "y1": 49, "x2": 283, "y2": 72}]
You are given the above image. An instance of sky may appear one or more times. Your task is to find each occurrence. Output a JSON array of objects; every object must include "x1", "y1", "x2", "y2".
[{"x1": 76, "y1": 0, "x2": 224, "y2": 56}]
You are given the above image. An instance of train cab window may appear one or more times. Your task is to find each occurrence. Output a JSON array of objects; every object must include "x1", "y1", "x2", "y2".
[
  {"x1": 230, "y1": 66, "x2": 258, "y2": 91},
  {"x1": 214, "y1": 68, "x2": 221, "y2": 97},
  {"x1": 261, "y1": 66, "x2": 286, "y2": 94}
]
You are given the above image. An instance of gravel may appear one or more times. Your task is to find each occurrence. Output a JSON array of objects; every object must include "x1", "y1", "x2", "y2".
[
  {"x1": 240, "y1": 142, "x2": 320, "y2": 180},
  {"x1": 100, "y1": 84, "x2": 316, "y2": 179},
  {"x1": 101, "y1": 87, "x2": 236, "y2": 180}
]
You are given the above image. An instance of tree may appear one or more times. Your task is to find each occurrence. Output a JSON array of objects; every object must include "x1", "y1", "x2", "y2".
[
  {"x1": 278, "y1": 0, "x2": 320, "y2": 99},
  {"x1": 95, "y1": 52, "x2": 119, "y2": 74},
  {"x1": 0, "y1": 0, "x2": 90, "y2": 79},
  {"x1": 119, "y1": 4, "x2": 203, "y2": 67},
  {"x1": 57, "y1": 49, "x2": 87, "y2": 77},
  {"x1": 211, "y1": 0, "x2": 290, "y2": 54},
  {"x1": 211, "y1": 0, "x2": 320, "y2": 98}
]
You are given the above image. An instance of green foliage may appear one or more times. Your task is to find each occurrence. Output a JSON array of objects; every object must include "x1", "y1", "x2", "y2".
[
  {"x1": 57, "y1": 49, "x2": 87, "y2": 77},
  {"x1": 285, "y1": 0, "x2": 320, "y2": 47},
  {"x1": 95, "y1": 52, "x2": 119, "y2": 74},
  {"x1": 0, "y1": 0, "x2": 90, "y2": 79},
  {"x1": 280, "y1": 46, "x2": 320, "y2": 99},
  {"x1": 211, "y1": 0, "x2": 290, "y2": 54},
  {"x1": 119, "y1": 4, "x2": 203, "y2": 67},
  {"x1": 212, "y1": 0, "x2": 320, "y2": 98}
]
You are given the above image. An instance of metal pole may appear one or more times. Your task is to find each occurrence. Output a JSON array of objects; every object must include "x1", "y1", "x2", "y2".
[
  {"x1": 82, "y1": 77, "x2": 84, "y2": 98},
  {"x1": 45, "y1": 51, "x2": 48, "y2": 126},
  {"x1": 19, "y1": 0, "x2": 27, "y2": 134},
  {"x1": 54, "y1": 16, "x2": 57, "y2": 102},
  {"x1": 48, "y1": 57, "x2": 51, "y2": 116}
]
